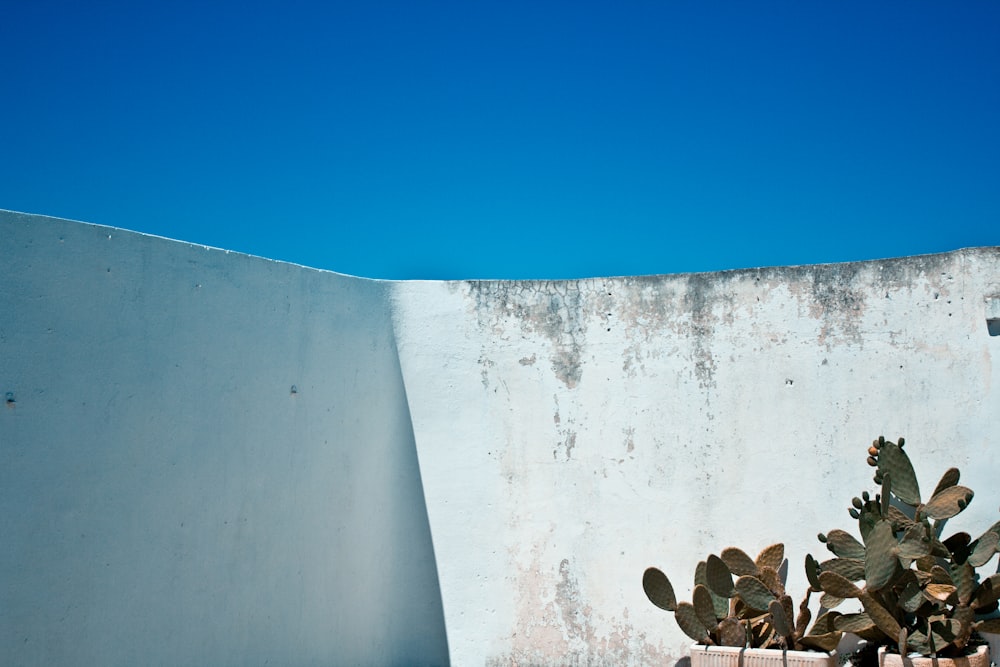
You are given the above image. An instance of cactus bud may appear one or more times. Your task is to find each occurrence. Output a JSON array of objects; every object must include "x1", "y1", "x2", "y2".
[
  {"x1": 868, "y1": 445, "x2": 879, "y2": 457},
  {"x1": 897, "y1": 437, "x2": 905, "y2": 447},
  {"x1": 878, "y1": 436, "x2": 885, "y2": 446},
  {"x1": 849, "y1": 508, "x2": 860, "y2": 519},
  {"x1": 874, "y1": 473, "x2": 883, "y2": 484},
  {"x1": 852, "y1": 497, "x2": 863, "y2": 509},
  {"x1": 818, "y1": 533, "x2": 827, "y2": 543},
  {"x1": 867, "y1": 456, "x2": 878, "y2": 467},
  {"x1": 862, "y1": 491, "x2": 870, "y2": 502}
]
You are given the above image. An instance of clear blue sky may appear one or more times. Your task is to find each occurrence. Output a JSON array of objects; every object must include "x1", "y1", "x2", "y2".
[{"x1": 3, "y1": 1, "x2": 998, "y2": 279}]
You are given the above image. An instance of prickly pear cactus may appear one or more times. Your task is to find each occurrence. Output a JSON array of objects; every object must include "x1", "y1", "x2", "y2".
[
  {"x1": 809, "y1": 437, "x2": 1000, "y2": 658},
  {"x1": 643, "y1": 544, "x2": 842, "y2": 651}
]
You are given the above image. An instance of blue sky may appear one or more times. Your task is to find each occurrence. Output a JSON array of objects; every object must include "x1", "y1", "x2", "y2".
[{"x1": 3, "y1": 1, "x2": 998, "y2": 279}]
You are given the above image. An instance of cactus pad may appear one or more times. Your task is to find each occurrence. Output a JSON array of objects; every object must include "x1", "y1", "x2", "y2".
[
  {"x1": 824, "y1": 529, "x2": 866, "y2": 559},
  {"x1": 863, "y1": 520, "x2": 898, "y2": 592},
  {"x1": 675, "y1": 601, "x2": 712, "y2": 643},
  {"x1": 692, "y1": 584, "x2": 720, "y2": 630},
  {"x1": 720, "y1": 547, "x2": 759, "y2": 576},
  {"x1": 642, "y1": 567, "x2": 677, "y2": 611},
  {"x1": 735, "y1": 575, "x2": 777, "y2": 611},
  {"x1": 818, "y1": 571, "x2": 861, "y2": 598},
  {"x1": 706, "y1": 554, "x2": 736, "y2": 598},
  {"x1": 755, "y1": 543, "x2": 784, "y2": 572},
  {"x1": 922, "y1": 485, "x2": 974, "y2": 520},
  {"x1": 877, "y1": 441, "x2": 920, "y2": 505}
]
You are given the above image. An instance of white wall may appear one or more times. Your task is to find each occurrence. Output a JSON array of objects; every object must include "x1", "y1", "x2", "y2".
[
  {"x1": 0, "y1": 211, "x2": 449, "y2": 666},
  {"x1": 2, "y1": 210, "x2": 999, "y2": 666},
  {"x1": 391, "y1": 252, "x2": 1000, "y2": 665}
]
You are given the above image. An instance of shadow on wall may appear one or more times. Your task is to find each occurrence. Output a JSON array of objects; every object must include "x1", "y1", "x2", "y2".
[{"x1": 0, "y1": 210, "x2": 449, "y2": 666}]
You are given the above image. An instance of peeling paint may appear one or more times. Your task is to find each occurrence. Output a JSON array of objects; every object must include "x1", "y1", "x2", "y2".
[
  {"x1": 467, "y1": 281, "x2": 586, "y2": 389},
  {"x1": 395, "y1": 248, "x2": 1000, "y2": 666},
  {"x1": 495, "y1": 547, "x2": 676, "y2": 666}
]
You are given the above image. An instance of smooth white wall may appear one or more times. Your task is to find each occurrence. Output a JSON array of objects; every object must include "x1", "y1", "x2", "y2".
[
  {"x1": 391, "y1": 253, "x2": 1000, "y2": 665},
  {"x1": 0, "y1": 211, "x2": 449, "y2": 666}
]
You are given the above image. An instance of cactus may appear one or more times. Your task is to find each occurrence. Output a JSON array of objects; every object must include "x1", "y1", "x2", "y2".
[
  {"x1": 809, "y1": 437, "x2": 1000, "y2": 658},
  {"x1": 643, "y1": 544, "x2": 842, "y2": 651}
]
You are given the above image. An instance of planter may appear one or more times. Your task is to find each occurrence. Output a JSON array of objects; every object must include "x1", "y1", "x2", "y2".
[
  {"x1": 689, "y1": 644, "x2": 837, "y2": 667},
  {"x1": 978, "y1": 633, "x2": 999, "y2": 667},
  {"x1": 876, "y1": 645, "x2": 990, "y2": 667}
]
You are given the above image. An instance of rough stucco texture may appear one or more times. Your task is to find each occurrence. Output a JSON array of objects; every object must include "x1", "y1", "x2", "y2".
[{"x1": 2, "y1": 210, "x2": 999, "y2": 666}]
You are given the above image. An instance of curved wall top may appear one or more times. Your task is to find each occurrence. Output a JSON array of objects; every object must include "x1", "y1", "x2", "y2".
[{"x1": 2, "y1": 209, "x2": 999, "y2": 666}]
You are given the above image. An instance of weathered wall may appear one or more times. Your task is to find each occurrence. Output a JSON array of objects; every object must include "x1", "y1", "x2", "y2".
[
  {"x1": 391, "y1": 252, "x2": 1000, "y2": 665},
  {"x1": 0, "y1": 211, "x2": 449, "y2": 665},
  {"x1": 2, "y1": 210, "x2": 999, "y2": 666}
]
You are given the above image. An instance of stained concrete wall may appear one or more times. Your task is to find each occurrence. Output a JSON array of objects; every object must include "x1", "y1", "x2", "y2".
[
  {"x1": 2, "y1": 210, "x2": 999, "y2": 666},
  {"x1": 392, "y1": 249, "x2": 1000, "y2": 665}
]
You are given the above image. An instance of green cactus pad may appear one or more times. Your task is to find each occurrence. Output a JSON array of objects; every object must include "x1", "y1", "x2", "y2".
[
  {"x1": 863, "y1": 520, "x2": 898, "y2": 592},
  {"x1": 877, "y1": 442, "x2": 920, "y2": 505},
  {"x1": 879, "y1": 474, "x2": 892, "y2": 519},
  {"x1": 929, "y1": 565, "x2": 952, "y2": 584},
  {"x1": 755, "y1": 544, "x2": 784, "y2": 572},
  {"x1": 942, "y1": 532, "x2": 972, "y2": 561},
  {"x1": 949, "y1": 561, "x2": 975, "y2": 605},
  {"x1": 819, "y1": 592, "x2": 845, "y2": 609},
  {"x1": 910, "y1": 618, "x2": 962, "y2": 654},
  {"x1": 900, "y1": 582, "x2": 925, "y2": 613},
  {"x1": 805, "y1": 554, "x2": 822, "y2": 590},
  {"x1": 768, "y1": 599, "x2": 791, "y2": 639},
  {"x1": 806, "y1": 554, "x2": 820, "y2": 591},
  {"x1": 757, "y1": 566, "x2": 785, "y2": 596},
  {"x1": 967, "y1": 530, "x2": 998, "y2": 567},
  {"x1": 922, "y1": 485, "x2": 974, "y2": 520},
  {"x1": 697, "y1": 559, "x2": 731, "y2": 619},
  {"x1": 930, "y1": 467, "x2": 961, "y2": 499},
  {"x1": 675, "y1": 601, "x2": 712, "y2": 644},
  {"x1": 818, "y1": 571, "x2": 861, "y2": 598},
  {"x1": 718, "y1": 617, "x2": 746, "y2": 647},
  {"x1": 819, "y1": 557, "x2": 865, "y2": 581},
  {"x1": 972, "y1": 573, "x2": 1000, "y2": 609},
  {"x1": 825, "y1": 529, "x2": 866, "y2": 559},
  {"x1": 693, "y1": 584, "x2": 720, "y2": 631},
  {"x1": 886, "y1": 505, "x2": 914, "y2": 529},
  {"x1": 720, "y1": 547, "x2": 759, "y2": 576},
  {"x1": 795, "y1": 593, "x2": 812, "y2": 638},
  {"x1": 706, "y1": 554, "x2": 736, "y2": 598},
  {"x1": 896, "y1": 524, "x2": 932, "y2": 561},
  {"x1": 810, "y1": 611, "x2": 840, "y2": 635},
  {"x1": 858, "y1": 590, "x2": 902, "y2": 639},
  {"x1": 833, "y1": 612, "x2": 877, "y2": 633},
  {"x1": 642, "y1": 567, "x2": 677, "y2": 611},
  {"x1": 735, "y1": 575, "x2": 777, "y2": 611},
  {"x1": 798, "y1": 632, "x2": 841, "y2": 653}
]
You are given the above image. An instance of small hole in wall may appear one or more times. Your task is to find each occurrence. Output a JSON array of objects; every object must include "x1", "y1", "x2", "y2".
[{"x1": 989, "y1": 320, "x2": 1000, "y2": 336}]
